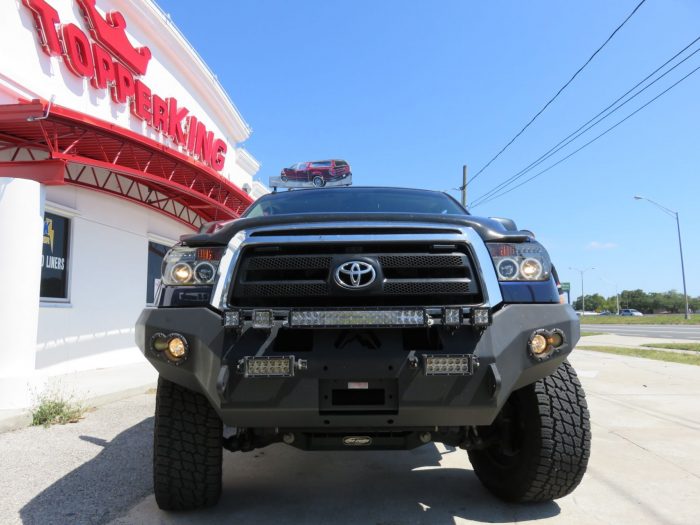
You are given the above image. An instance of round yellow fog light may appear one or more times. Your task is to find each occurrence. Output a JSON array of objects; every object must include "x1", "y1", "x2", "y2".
[
  {"x1": 529, "y1": 334, "x2": 548, "y2": 356},
  {"x1": 167, "y1": 336, "x2": 187, "y2": 359}
]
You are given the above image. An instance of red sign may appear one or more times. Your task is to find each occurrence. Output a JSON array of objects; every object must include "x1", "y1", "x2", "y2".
[{"x1": 22, "y1": 0, "x2": 227, "y2": 171}]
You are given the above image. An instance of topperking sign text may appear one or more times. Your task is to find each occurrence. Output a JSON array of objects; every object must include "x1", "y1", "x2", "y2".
[{"x1": 22, "y1": 0, "x2": 229, "y2": 172}]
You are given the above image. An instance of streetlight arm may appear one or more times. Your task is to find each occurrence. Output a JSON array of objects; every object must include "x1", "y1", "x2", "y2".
[{"x1": 634, "y1": 196, "x2": 677, "y2": 217}]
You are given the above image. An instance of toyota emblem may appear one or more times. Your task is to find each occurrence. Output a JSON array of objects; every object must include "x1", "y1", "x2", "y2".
[{"x1": 334, "y1": 261, "x2": 376, "y2": 289}]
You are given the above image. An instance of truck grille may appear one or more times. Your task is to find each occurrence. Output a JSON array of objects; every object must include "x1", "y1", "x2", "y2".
[{"x1": 229, "y1": 243, "x2": 482, "y2": 307}]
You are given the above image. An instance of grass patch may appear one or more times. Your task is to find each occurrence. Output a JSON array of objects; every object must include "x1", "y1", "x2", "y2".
[
  {"x1": 580, "y1": 331, "x2": 603, "y2": 337},
  {"x1": 578, "y1": 346, "x2": 700, "y2": 366},
  {"x1": 580, "y1": 314, "x2": 699, "y2": 325},
  {"x1": 31, "y1": 389, "x2": 86, "y2": 427},
  {"x1": 641, "y1": 342, "x2": 700, "y2": 352}
]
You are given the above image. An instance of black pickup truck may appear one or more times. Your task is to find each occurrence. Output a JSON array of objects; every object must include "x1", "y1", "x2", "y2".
[{"x1": 136, "y1": 187, "x2": 590, "y2": 510}]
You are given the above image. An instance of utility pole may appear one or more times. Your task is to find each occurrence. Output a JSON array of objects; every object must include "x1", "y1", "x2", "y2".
[{"x1": 461, "y1": 165, "x2": 467, "y2": 207}]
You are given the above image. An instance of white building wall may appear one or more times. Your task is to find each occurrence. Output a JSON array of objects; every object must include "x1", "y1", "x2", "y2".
[
  {"x1": 0, "y1": 0, "x2": 260, "y2": 185},
  {"x1": 0, "y1": 0, "x2": 265, "y2": 408},
  {"x1": 36, "y1": 185, "x2": 188, "y2": 375}
]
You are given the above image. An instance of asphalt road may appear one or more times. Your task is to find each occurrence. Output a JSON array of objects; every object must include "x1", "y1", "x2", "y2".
[
  {"x1": 2, "y1": 350, "x2": 699, "y2": 525},
  {"x1": 583, "y1": 323, "x2": 700, "y2": 340}
]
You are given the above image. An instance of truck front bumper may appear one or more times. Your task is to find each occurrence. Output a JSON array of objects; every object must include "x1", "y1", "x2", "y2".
[{"x1": 136, "y1": 304, "x2": 579, "y2": 429}]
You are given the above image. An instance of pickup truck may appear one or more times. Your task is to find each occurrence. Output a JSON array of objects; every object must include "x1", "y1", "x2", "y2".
[{"x1": 136, "y1": 186, "x2": 590, "y2": 510}]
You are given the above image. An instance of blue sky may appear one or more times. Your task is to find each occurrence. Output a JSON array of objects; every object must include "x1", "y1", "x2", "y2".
[{"x1": 158, "y1": 0, "x2": 699, "y2": 298}]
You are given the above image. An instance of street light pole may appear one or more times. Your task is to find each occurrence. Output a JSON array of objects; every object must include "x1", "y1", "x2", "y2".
[
  {"x1": 570, "y1": 266, "x2": 595, "y2": 314},
  {"x1": 634, "y1": 196, "x2": 690, "y2": 319}
]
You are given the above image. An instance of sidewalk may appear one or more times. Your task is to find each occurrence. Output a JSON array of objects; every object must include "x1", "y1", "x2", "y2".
[{"x1": 0, "y1": 361, "x2": 157, "y2": 433}]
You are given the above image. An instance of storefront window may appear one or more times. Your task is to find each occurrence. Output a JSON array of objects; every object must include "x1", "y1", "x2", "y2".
[
  {"x1": 147, "y1": 241, "x2": 170, "y2": 304},
  {"x1": 40, "y1": 212, "x2": 71, "y2": 301}
]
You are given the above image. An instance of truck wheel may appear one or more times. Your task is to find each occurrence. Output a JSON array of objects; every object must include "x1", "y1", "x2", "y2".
[
  {"x1": 468, "y1": 361, "x2": 590, "y2": 502},
  {"x1": 312, "y1": 175, "x2": 326, "y2": 187},
  {"x1": 153, "y1": 377, "x2": 223, "y2": 510}
]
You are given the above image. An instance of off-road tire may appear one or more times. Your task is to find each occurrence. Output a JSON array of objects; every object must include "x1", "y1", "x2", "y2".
[
  {"x1": 468, "y1": 361, "x2": 590, "y2": 502},
  {"x1": 153, "y1": 377, "x2": 223, "y2": 510}
]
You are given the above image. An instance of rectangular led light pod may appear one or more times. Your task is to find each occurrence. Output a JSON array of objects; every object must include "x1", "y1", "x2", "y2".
[
  {"x1": 424, "y1": 354, "x2": 477, "y2": 376},
  {"x1": 252, "y1": 309, "x2": 273, "y2": 329},
  {"x1": 242, "y1": 356, "x2": 295, "y2": 378},
  {"x1": 223, "y1": 310, "x2": 240, "y2": 327},
  {"x1": 471, "y1": 308, "x2": 490, "y2": 327},
  {"x1": 443, "y1": 308, "x2": 462, "y2": 326},
  {"x1": 290, "y1": 309, "x2": 426, "y2": 328}
]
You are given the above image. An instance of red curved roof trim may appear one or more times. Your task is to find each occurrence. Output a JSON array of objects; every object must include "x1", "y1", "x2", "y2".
[{"x1": 0, "y1": 99, "x2": 253, "y2": 229}]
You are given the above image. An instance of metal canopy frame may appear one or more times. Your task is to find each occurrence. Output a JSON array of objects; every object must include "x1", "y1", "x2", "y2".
[{"x1": 0, "y1": 99, "x2": 252, "y2": 230}]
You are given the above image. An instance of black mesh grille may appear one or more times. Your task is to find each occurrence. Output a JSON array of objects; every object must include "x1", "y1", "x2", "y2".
[
  {"x1": 238, "y1": 282, "x2": 329, "y2": 297},
  {"x1": 384, "y1": 280, "x2": 476, "y2": 295},
  {"x1": 230, "y1": 242, "x2": 482, "y2": 307},
  {"x1": 378, "y1": 255, "x2": 464, "y2": 268},
  {"x1": 247, "y1": 256, "x2": 332, "y2": 270}
]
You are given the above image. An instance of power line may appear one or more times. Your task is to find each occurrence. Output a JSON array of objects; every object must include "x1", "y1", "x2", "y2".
[
  {"x1": 465, "y1": 0, "x2": 648, "y2": 188},
  {"x1": 471, "y1": 62, "x2": 700, "y2": 208},
  {"x1": 470, "y1": 36, "x2": 700, "y2": 207}
]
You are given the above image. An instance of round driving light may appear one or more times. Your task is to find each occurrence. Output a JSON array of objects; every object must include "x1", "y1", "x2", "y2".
[
  {"x1": 496, "y1": 258, "x2": 519, "y2": 280},
  {"x1": 529, "y1": 334, "x2": 548, "y2": 355},
  {"x1": 547, "y1": 331, "x2": 564, "y2": 348},
  {"x1": 171, "y1": 263, "x2": 193, "y2": 284},
  {"x1": 194, "y1": 261, "x2": 216, "y2": 283},
  {"x1": 166, "y1": 336, "x2": 187, "y2": 359},
  {"x1": 520, "y1": 258, "x2": 543, "y2": 280}
]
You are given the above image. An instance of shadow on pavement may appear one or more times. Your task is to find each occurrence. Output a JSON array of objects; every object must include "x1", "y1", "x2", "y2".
[
  {"x1": 21, "y1": 418, "x2": 559, "y2": 524},
  {"x1": 19, "y1": 418, "x2": 154, "y2": 525}
]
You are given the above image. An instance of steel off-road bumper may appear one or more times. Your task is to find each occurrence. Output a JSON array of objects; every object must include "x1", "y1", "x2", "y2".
[{"x1": 136, "y1": 304, "x2": 579, "y2": 429}]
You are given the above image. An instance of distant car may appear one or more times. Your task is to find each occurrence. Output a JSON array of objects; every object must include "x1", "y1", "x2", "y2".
[
  {"x1": 598, "y1": 311, "x2": 613, "y2": 316},
  {"x1": 280, "y1": 160, "x2": 351, "y2": 187},
  {"x1": 620, "y1": 308, "x2": 643, "y2": 316}
]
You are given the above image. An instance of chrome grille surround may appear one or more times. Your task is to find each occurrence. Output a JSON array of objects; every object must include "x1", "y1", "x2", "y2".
[{"x1": 210, "y1": 222, "x2": 503, "y2": 311}]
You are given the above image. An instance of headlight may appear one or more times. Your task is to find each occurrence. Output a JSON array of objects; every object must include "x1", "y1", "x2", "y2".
[
  {"x1": 161, "y1": 246, "x2": 225, "y2": 286},
  {"x1": 487, "y1": 241, "x2": 552, "y2": 282}
]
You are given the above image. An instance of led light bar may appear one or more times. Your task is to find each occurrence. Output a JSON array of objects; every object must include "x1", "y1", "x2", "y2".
[
  {"x1": 290, "y1": 309, "x2": 426, "y2": 328},
  {"x1": 424, "y1": 354, "x2": 478, "y2": 376},
  {"x1": 241, "y1": 356, "x2": 295, "y2": 378}
]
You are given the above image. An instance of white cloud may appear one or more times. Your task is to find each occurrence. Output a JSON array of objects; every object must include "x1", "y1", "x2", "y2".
[{"x1": 586, "y1": 241, "x2": 618, "y2": 250}]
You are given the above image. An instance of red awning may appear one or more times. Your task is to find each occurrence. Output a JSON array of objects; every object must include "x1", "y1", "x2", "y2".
[{"x1": 0, "y1": 99, "x2": 253, "y2": 229}]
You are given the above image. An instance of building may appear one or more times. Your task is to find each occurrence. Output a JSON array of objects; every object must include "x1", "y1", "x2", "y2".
[{"x1": 0, "y1": 0, "x2": 266, "y2": 409}]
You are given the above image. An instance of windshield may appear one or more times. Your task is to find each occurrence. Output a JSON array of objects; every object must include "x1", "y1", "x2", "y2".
[{"x1": 244, "y1": 188, "x2": 467, "y2": 217}]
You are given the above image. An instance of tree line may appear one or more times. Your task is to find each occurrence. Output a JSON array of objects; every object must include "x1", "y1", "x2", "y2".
[{"x1": 571, "y1": 289, "x2": 699, "y2": 314}]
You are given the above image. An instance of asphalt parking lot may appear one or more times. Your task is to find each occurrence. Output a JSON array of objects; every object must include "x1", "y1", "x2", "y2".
[{"x1": 1, "y1": 349, "x2": 699, "y2": 525}]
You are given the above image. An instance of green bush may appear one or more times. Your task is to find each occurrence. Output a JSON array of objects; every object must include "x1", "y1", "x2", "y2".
[{"x1": 31, "y1": 389, "x2": 85, "y2": 427}]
